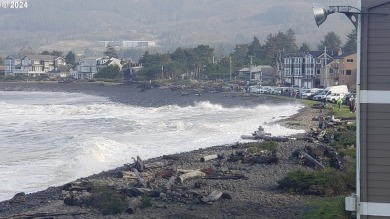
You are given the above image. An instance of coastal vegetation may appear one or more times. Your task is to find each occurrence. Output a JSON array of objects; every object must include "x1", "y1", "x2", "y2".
[
  {"x1": 276, "y1": 99, "x2": 357, "y2": 218},
  {"x1": 85, "y1": 186, "x2": 128, "y2": 215},
  {"x1": 302, "y1": 196, "x2": 351, "y2": 219}
]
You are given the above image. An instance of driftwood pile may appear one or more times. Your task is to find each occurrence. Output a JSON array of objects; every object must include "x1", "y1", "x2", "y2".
[
  {"x1": 292, "y1": 145, "x2": 342, "y2": 170},
  {"x1": 61, "y1": 147, "x2": 280, "y2": 215},
  {"x1": 241, "y1": 126, "x2": 289, "y2": 142}
]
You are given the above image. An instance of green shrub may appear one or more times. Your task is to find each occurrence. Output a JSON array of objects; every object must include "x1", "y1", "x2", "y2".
[
  {"x1": 140, "y1": 195, "x2": 153, "y2": 208},
  {"x1": 261, "y1": 141, "x2": 278, "y2": 151},
  {"x1": 86, "y1": 186, "x2": 128, "y2": 215},
  {"x1": 241, "y1": 141, "x2": 277, "y2": 154},
  {"x1": 277, "y1": 169, "x2": 326, "y2": 194},
  {"x1": 338, "y1": 148, "x2": 356, "y2": 159},
  {"x1": 346, "y1": 123, "x2": 356, "y2": 131},
  {"x1": 278, "y1": 167, "x2": 355, "y2": 196}
]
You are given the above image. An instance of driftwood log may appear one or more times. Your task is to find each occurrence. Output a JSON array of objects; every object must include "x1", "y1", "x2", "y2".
[
  {"x1": 132, "y1": 168, "x2": 147, "y2": 187},
  {"x1": 203, "y1": 173, "x2": 248, "y2": 180},
  {"x1": 179, "y1": 170, "x2": 206, "y2": 183},
  {"x1": 201, "y1": 190, "x2": 223, "y2": 203},
  {"x1": 5, "y1": 212, "x2": 88, "y2": 219},
  {"x1": 299, "y1": 150, "x2": 325, "y2": 169},
  {"x1": 241, "y1": 135, "x2": 290, "y2": 142},
  {"x1": 162, "y1": 155, "x2": 180, "y2": 160},
  {"x1": 132, "y1": 156, "x2": 144, "y2": 172},
  {"x1": 164, "y1": 176, "x2": 178, "y2": 190},
  {"x1": 145, "y1": 161, "x2": 170, "y2": 169},
  {"x1": 200, "y1": 154, "x2": 219, "y2": 162}
]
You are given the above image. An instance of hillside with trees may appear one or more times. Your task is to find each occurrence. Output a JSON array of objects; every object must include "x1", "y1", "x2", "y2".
[{"x1": 0, "y1": 0, "x2": 356, "y2": 56}]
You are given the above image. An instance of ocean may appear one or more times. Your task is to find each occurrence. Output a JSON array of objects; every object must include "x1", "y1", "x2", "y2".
[{"x1": 0, "y1": 91, "x2": 304, "y2": 201}]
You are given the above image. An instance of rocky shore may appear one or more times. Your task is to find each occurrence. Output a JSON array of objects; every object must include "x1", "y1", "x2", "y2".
[{"x1": 0, "y1": 81, "x2": 320, "y2": 219}]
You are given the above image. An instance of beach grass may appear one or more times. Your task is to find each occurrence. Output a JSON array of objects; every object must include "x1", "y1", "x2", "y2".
[{"x1": 301, "y1": 196, "x2": 352, "y2": 219}]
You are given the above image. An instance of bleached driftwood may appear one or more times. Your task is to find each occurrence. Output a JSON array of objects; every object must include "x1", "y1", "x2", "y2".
[
  {"x1": 299, "y1": 151, "x2": 325, "y2": 169},
  {"x1": 200, "y1": 154, "x2": 218, "y2": 162},
  {"x1": 132, "y1": 168, "x2": 147, "y2": 187},
  {"x1": 177, "y1": 169, "x2": 200, "y2": 174},
  {"x1": 201, "y1": 190, "x2": 223, "y2": 203},
  {"x1": 121, "y1": 171, "x2": 152, "y2": 180},
  {"x1": 179, "y1": 170, "x2": 206, "y2": 183},
  {"x1": 145, "y1": 161, "x2": 168, "y2": 169},
  {"x1": 132, "y1": 156, "x2": 144, "y2": 172},
  {"x1": 122, "y1": 171, "x2": 138, "y2": 179},
  {"x1": 6, "y1": 212, "x2": 87, "y2": 219},
  {"x1": 164, "y1": 176, "x2": 178, "y2": 190}
]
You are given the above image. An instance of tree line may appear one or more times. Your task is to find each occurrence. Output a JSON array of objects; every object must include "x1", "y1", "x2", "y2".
[
  {"x1": 134, "y1": 29, "x2": 357, "y2": 80},
  {"x1": 1, "y1": 29, "x2": 356, "y2": 81}
]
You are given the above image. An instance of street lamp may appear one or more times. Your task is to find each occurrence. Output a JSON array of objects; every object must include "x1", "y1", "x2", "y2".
[
  {"x1": 313, "y1": 4, "x2": 360, "y2": 28},
  {"x1": 313, "y1": 2, "x2": 361, "y2": 216}
]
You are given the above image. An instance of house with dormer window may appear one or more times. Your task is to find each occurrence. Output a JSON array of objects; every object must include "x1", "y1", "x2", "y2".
[{"x1": 281, "y1": 51, "x2": 334, "y2": 88}]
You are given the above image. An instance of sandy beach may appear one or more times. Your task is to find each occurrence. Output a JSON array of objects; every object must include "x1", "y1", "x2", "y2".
[{"x1": 0, "y1": 81, "x2": 320, "y2": 219}]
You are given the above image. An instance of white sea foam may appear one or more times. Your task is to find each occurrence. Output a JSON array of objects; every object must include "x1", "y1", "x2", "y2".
[{"x1": 0, "y1": 91, "x2": 305, "y2": 201}]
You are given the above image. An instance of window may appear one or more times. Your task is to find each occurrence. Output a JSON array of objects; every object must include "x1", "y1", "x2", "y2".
[
  {"x1": 347, "y1": 59, "x2": 353, "y2": 62},
  {"x1": 346, "y1": 70, "x2": 352, "y2": 75},
  {"x1": 329, "y1": 68, "x2": 334, "y2": 74},
  {"x1": 316, "y1": 69, "x2": 321, "y2": 75}
]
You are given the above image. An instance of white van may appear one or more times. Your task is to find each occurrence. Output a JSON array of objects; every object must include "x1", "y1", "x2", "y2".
[{"x1": 313, "y1": 85, "x2": 348, "y2": 101}]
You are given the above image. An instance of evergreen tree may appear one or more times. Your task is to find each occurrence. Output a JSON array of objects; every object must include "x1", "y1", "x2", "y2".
[
  {"x1": 41, "y1": 51, "x2": 50, "y2": 55},
  {"x1": 233, "y1": 43, "x2": 249, "y2": 66},
  {"x1": 0, "y1": 56, "x2": 4, "y2": 65},
  {"x1": 299, "y1": 43, "x2": 311, "y2": 53},
  {"x1": 262, "y1": 29, "x2": 298, "y2": 66},
  {"x1": 65, "y1": 51, "x2": 76, "y2": 66},
  {"x1": 50, "y1": 50, "x2": 63, "y2": 57},
  {"x1": 317, "y1": 31, "x2": 342, "y2": 52},
  {"x1": 104, "y1": 45, "x2": 118, "y2": 58},
  {"x1": 94, "y1": 65, "x2": 120, "y2": 79},
  {"x1": 342, "y1": 29, "x2": 357, "y2": 53},
  {"x1": 285, "y1": 28, "x2": 298, "y2": 52},
  {"x1": 248, "y1": 36, "x2": 262, "y2": 65}
]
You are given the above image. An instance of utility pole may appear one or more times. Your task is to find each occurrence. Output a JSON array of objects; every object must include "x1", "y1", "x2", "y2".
[
  {"x1": 229, "y1": 56, "x2": 232, "y2": 81},
  {"x1": 324, "y1": 46, "x2": 328, "y2": 87},
  {"x1": 161, "y1": 65, "x2": 164, "y2": 79}
]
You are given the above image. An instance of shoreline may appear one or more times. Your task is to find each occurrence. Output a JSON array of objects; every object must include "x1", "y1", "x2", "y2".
[
  {"x1": 0, "y1": 81, "x2": 294, "y2": 108},
  {"x1": 0, "y1": 81, "x2": 319, "y2": 218}
]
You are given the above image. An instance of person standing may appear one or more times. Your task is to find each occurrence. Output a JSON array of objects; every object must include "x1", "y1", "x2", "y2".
[
  {"x1": 337, "y1": 97, "x2": 343, "y2": 111},
  {"x1": 319, "y1": 116, "x2": 324, "y2": 129},
  {"x1": 349, "y1": 97, "x2": 355, "y2": 113}
]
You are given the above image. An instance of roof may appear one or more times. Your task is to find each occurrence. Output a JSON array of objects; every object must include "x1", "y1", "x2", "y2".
[
  {"x1": 83, "y1": 57, "x2": 102, "y2": 60},
  {"x1": 283, "y1": 51, "x2": 334, "y2": 59},
  {"x1": 332, "y1": 51, "x2": 357, "y2": 59},
  {"x1": 239, "y1": 65, "x2": 274, "y2": 73},
  {"x1": 5, "y1": 54, "x2": 25, "y2": 60},
  {"x1": 23, "y1": 55, "x2": 54, "y2": 60}
]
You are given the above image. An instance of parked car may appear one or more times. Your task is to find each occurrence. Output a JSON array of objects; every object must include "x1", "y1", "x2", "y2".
[
  {"x1": 326, "y1": 93, "x2": 345, "y2": 103},
  {"x1": 248, "y1": 86, "x2": 269, "y2": 94},
  {"x1": 313, "y1": 90, "x2": 329, "y2": 101},
  {"x1": 308, "y1": 89, "x2": 324, "y2": 100},
  {"x1": 300, "y1": 88, "x2": 320, "y2": 99}
]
